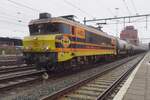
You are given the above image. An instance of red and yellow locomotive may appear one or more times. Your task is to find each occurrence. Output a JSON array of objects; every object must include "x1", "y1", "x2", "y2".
[{"x1": 23, "y1": 13, "x2": 144, "y2": 71}]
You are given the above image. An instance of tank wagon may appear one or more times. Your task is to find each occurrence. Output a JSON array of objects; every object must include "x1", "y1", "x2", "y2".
[{"x1": 23, "y1": 13, "x2": 146, "y2": 71}]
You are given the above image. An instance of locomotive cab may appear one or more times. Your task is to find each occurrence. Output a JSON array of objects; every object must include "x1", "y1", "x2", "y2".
[{"x1": 23, "y1": 14, "x2": 73, "y2": 68}]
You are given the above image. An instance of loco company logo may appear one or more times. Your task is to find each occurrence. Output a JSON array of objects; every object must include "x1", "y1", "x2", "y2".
[{"x1": 61, "y1": 36, "x2": 71, "y2": 48}]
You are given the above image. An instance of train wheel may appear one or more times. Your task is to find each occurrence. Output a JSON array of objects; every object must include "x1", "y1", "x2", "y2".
[
  {"x1": 70, "y1": 58, "x2": 79, "y2": 70},
  {"x1": 42, "y1": 72, "x2": 49, "y2": 80},
  {"x1": 70, "y1": 58, "x2": 77, "y2": 67},
  {"x1": 84, "y1": 56, "x2": 89, "y2": 65}
]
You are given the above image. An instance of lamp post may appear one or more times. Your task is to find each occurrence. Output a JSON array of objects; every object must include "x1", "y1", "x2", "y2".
[{"x1": 115, "y1": 8, "x2": 119, "y2": 37}]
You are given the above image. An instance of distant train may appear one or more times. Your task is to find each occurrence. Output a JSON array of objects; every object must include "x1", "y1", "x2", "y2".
[{"x1": 23, "y1": 13, "x2": 146, "y2": 72}]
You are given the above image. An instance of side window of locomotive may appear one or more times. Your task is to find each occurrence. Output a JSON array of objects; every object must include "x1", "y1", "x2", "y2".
[
  {"x1": 47, "y1": 23, "x2": 72, "y2": 34},
  {"x1": 59, "y1": 23, "x2": 72, "y2": 34},
  {"x1": 47, "y1": 23, "x2": 59, "y2": 33},
  {"x1": 85, "y1": 31, "x2": 112, "y2": 46},
  {"x1": 85, "y1": 31, "x2": 93, "y2": 43}
]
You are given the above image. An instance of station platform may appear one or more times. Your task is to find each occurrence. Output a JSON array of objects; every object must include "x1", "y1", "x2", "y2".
[{"x1": 113, "y1": 52, "x2": 150, "y2": 100}]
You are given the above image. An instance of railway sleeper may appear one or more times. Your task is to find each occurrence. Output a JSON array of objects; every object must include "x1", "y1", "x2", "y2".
[
  {"x1": 79, "y1": 86, "x2": 105, "y2": 92},
  {"x1": 86, "y1": 83, "x2": 109, "y2": 89},
  {"x1": 64, "y1": 93, "x2": 96, "y2": 100},
  {"x1": 73, "y1": 89, "x2": 100, "y2": 96}
]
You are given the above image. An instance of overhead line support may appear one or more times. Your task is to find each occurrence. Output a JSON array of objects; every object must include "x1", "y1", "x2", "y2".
[{"x1": 84, "y1": 14, "x2": 150, "y2": 23}]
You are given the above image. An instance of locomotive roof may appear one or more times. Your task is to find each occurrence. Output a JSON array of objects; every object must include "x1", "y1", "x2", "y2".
[{"x1": 29, "y1": 17, "x2": 114, "y2": 39}]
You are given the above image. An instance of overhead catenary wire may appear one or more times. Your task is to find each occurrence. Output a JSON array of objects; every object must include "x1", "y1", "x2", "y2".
[
  {"x1": 107, "y1": 8, "x2": 116, "y2": 17},
  {"x1": 0, "y1": 26, "x2": 28, "y2": 33},
  {"x1": 122, "y1": 0, "x2": 132, "y2": 15},
  {"x1": 0, "y1": 14, "x2": 28, "y2": 24},
  {"x1": 0, "y1": 19, "x2": 27, "y2": 27},
  {"x1": 95, "y1": 0, "x2": 116, "y2": 17},
  {"x1": 0, "y1": 1, "x2": 37, "y2": 28},
  {"x1": 7, "y1": 0, "x2": 41, "y2": 13},
  {"x1": 122, "y1": 0, "x2": 139, "y2": 30},
  {"x1": 0, "y1": 11, "x2": 29, "y2": 25},
  {"x1": 0, "y1": 4, "x2": 32, "y2": 21},
  {"x1": 0, "y1": 11, "x2": 30, "y2": 21},
  {"x1": 102, "y1": 19, "x2": 150, "y2": 25},
  {"x1": 63, "y1": 0, "x2": 95, "y2": 19},
  {"x1": 0, "y1": 0, "x2": 41, "y2": 37},
  {"x1": 0, "y1": 0, "x2": 148, "y2": 40},
  {"x1": 130, "y1": 0, "x2": 138, "y2": 15},
  {"x1": 0, "y1": 4, "x2": 37, "y2": 20}
]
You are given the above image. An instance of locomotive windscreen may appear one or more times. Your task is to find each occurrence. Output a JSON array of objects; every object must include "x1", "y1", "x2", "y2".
[{"x1": 29, "y1": 22, "x2": 72, "y2": 35}]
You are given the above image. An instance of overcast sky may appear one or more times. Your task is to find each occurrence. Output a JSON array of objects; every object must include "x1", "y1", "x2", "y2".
[{"x1": 0, "y1": 0, "x2": 150, "y2": 43}]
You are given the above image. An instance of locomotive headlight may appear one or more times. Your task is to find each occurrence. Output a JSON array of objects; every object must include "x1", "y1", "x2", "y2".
[
  {"x1": 24, "y1": 46, "x2": 32, "y2": 50},
  {"x1": 45, "y1": 46, "x2": 50, "y2": 51},
  {"x1": 25, "y1": 46, "x2": 29, "y2": 50}
]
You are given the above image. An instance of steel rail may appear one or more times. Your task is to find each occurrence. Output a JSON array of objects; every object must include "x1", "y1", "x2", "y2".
[
  {"x1": 0, "y1": 70, "x2": 45, "y2": 82},
  {"x1": 0, "y1": 59, "x2": 23, "y2": 66},
  {"x1": 96, "y1": 54, "x2": 145, "y2": 100},
  {"x1": 0, "y1": 70, "x2": 46, "y2": 91},
  {"x1": 41, "y1": 53, "x2": 145, "y2": 100},
  {"x1": 0, "y1": 65, "x2": 35, "y2": 74}
]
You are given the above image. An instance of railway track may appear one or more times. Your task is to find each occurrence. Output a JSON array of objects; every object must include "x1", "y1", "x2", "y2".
[
  {"x1": 0, "y1": 57, "x2": 45, "y2": 91},
  {"x1": 41, "y1": 53, "x2": 145, "y2": 100},
  {"x1": 0, "y1": 64, "x2": 36, "y2": 74},
  {"x1": 0, "y1": 55, "x2": 23, "y2": 66},
  {"x1": 0, "y1": 55, "x2": 22, "y2": 60},
  {"x1": 0, "y1": 59, "x2": 22, "y2": 66},
  {"x1": 0, "y1": 69, "x2": 45, "y2": 91}
]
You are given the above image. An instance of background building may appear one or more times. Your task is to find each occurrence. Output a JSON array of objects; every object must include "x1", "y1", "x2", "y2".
[
  {"x1": 120, "y1": 26, "x2": 139, "y2": 45},
  {"x1": 0, "y1": 37, "x2": 22, "y2": 55},
  {"x1": 0, "y1": 37, "x2": 22, "y2": 46}
]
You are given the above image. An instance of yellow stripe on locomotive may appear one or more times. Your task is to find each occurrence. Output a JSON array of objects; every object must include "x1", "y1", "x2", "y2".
[
  {"x1": 23, "y1": 14, "x2": 117, "y2": 66},
  {"x1": 23, "y1": 34, "x2": 57, "y2": 52}
]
